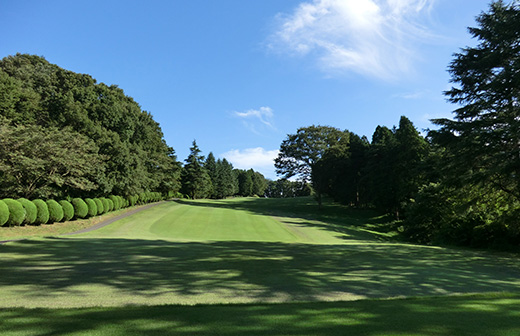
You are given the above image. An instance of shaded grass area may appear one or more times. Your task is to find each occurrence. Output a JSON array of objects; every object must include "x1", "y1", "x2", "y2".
[
  {"x1": 1, "y1": 238, "x2": 520, "y2": 308},
  {"x1": 2, "y1": 293, "x2": 520, "y2": 336}
]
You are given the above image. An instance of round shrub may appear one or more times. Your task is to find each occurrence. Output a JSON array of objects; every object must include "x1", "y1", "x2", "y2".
[
  {"x1": 32, "y1": 199, "x2": 50, "y2": 225},
  {"x1": 46, "y1": 200, "x2": 64, "y2": 223},
  {"x1": 71, "y1": 198, "x2": 88, "y2": 219},
  {"x1": 109, "y1": 195, "x2": 120, "y2": 210},
  {"x1": 17, "y1": 198, "x2": 37, "y2": 225},
  {"x1": 0, "y1": 200, "x2": 10, "y2": 226},
  {"x1": 106, "y1": 199, "x2": 114, "y2": 212},
  {"x1": 84, "y1": 198, "x2": 98, "y2": 217},
  {"x1": 127, "y1": 195, "x2": 137, "y2": 207},
  {"x1": 94, "y1": 198, "x2": 104, "y2": 215},
  {"x1": 59, "y1": 200, "x2": 74, "y2": 221},
  {"x1": 117, "y1": 195, "x2": 123, "y2": 209},
  {"x1": 3, "y1": 198, "x2": 25, "y2": 226},
  {"x1": 101, "y1": 198, "x2": 110, "y2": 213}
]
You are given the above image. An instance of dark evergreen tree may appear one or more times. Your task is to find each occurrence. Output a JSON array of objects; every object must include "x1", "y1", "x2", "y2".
[
  {"x1": 432, "y1": 0, "x2": 520, "y2": 200},
  {"x1": 236, "y1": 169, "x2": 254, "y2": 196},
  {"x1": 181, "y1": 140, "x2": 211, "y2": 199},
  {"x1": 214, "y1": 159, "x2": 237, "y2": 198},
  {"x1": 204, "y1": 152, "x2": 217, "y2": 198},
  {"x1": 364, "y1": 125, "x2": 397, "y2": 212},
  {"x1": 252, "y1": 171, "x2": 267, "y2": 196}
]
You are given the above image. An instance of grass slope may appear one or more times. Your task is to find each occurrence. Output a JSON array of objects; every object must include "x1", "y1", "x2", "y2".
[{"x1": 1, "y1": 197, "x2": 520, "y2": 335}]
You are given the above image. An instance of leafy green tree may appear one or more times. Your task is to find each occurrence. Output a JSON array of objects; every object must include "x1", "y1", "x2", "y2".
[
  {"x1": 432, "y1": 0, "x2": 520, "y2": 200},
  {"x1": 181, "y1": 140, "x2": 212, "y2": 199},
  {"x1": 275, "y1": 125, "x2": 346, "y2": 182},
  {"x1": 0, "y1": 121, "x2": 104, "y2": 199},
  {"x1": 0, "y1": 54, "x2": 181, "y2": 198}
]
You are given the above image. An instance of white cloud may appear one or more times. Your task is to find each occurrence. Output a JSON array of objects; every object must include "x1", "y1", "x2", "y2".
[
  {"x1": 233, "y1": 106, "x2": 276, "y2": 135},
  {"x1": 221, "y1": 147, "x2": 279, "y2": 179},
  {"x1": 234, "y1": 106, "x2": 274, "y2": 127},
  {"x1": 269, "y1": 0, "x2": 436, "y2": 80}
]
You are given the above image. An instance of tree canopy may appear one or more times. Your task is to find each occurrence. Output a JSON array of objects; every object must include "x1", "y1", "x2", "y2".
[
  {"x1": 275, "y1": 125, "x2": 347, "y2": 182},
  {"x1": 0, "y1": 54, "x2": 180, "y2": 198}
]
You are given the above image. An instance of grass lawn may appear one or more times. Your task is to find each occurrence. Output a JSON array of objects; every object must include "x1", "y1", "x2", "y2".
[{"x1": 1, "y1": 197, "x2": 519, "y2": 335}]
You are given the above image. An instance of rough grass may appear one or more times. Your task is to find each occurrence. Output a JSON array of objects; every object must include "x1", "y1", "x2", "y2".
[{"x1": 1, "y1": 197, "x2": 519, "y2": 335}]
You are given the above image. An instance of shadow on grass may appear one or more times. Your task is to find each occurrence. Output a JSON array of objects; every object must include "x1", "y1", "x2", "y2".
[
  {"x1": 2, "y1": 294, "x2": 520, "y2": 336},
  {"x1": 1, "y1": 237, "x2": 520, "y2": 307}
]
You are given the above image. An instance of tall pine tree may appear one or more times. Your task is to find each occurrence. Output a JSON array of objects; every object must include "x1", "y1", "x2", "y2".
[
  {"x1": 433, "y1": 0, "x2": 520, "y2": 200},
  {"x1": 181, "y1": 140, "x2": 211, "y2": 199}
]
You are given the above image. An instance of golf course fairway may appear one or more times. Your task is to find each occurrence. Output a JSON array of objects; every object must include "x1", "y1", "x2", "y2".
[{"x1": 1, "y1": 197, "x2": 519, "y2": 335}]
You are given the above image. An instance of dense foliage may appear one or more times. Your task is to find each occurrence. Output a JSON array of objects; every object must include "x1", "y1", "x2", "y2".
[
  {"x1": 264, "y1": 180, "x2": 312, "y2": 198},
  {"x1": 274, "y1": 1, "x2": 520, "y2": 248},
  {"x1": 405, "y1": 0, "x2": 520, "y2": 247},
  {"x1": 0, "y1": 54, "x2": 180, "y2": 198}
]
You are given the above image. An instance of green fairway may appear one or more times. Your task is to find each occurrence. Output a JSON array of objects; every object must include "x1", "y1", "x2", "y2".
[
  {"x1": 1, "y1": 197, "x2": 520, "y2": 335},
  {"x1": 75, "y1": 199, "x2": 350, "y2": 243},
  {"x1": 2, "y1": 294, "x2": 520, "y2": 336}
]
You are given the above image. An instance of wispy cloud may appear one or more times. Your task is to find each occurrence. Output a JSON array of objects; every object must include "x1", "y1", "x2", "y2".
[
  {"x1": 269, "y1": 0, "x2": 437, "y2": 80},
  {"x1": 393, "y1": 89, "x2": 430, "y2": 99},
  {"x1": 222, "y1": 147, "x2": 279, "y2": 179},
  {"x1": 233, "y1": 106, "x2": 276, "y2": 134}
]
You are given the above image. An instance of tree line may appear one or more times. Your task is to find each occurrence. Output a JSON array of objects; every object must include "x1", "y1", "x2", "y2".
[
  {"x1": 180, "y1": 140, "x2": 267, "y2": 199},
  {"x1": 0, "y1": 54, "x2": 268, "y2": 209},
  {"x1": 275, "y1": 1, "x2": 520, "y2": 249}
]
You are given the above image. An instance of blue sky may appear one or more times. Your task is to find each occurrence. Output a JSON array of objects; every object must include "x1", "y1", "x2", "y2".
[{"x1": 1, "y1": 0, "x2": 492, "y2": 179}]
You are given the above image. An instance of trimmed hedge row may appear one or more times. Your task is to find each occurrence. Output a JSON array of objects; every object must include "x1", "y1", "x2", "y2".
[{"x1": 1, "y1": 192, "x2": 172, "y2": 227}]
